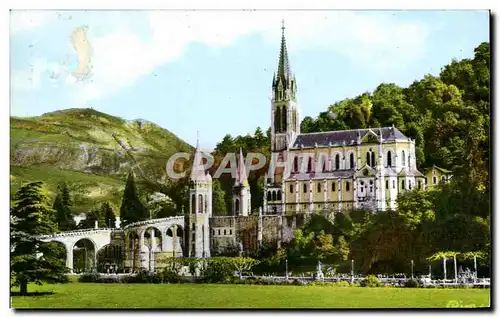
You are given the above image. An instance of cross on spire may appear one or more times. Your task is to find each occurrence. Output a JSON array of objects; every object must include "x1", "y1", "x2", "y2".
[{"x1": 281, "y1": 19, "x2": 285, "y2": 33}]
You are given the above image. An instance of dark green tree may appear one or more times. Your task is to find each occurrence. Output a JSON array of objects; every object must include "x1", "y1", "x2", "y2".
[
  {"x1": 78, "y1": 206, "x2": 102, "y2": 229},
  {"x1": 100, "y1": 202, "x2": 116, "y2": 228},
  {"x1": 120, "y1": 171, "x2": 147, "y2": 225},
  {"x1": 10, "y1": 181, "x2": 69, "y2": 295},
  {"x1": 52, "y1": 183, "x2": 76, "y2": 231},
  {"x1": 212, "y1": 180, "x2": 228, "y2": 216}
]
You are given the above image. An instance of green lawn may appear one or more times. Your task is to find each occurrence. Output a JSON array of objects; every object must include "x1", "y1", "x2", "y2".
[{"x1": 11, "y1": 283, "x2": 491, "y2": 309}]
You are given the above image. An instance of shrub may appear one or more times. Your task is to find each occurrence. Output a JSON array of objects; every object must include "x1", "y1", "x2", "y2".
[
  {"x1": 360, "y1": 275, "x2": 381, "y2": 287},
  {"x1": 292, "y1": 279, "x2": 308, "y2": 286},
  {"x1": 98, "y1": 275, "x2": 122, "y2": 284},
  {"x1": 201, "y1": 257, "x2": 237, "y2": 283},
  {"x1": 163, "y1": 267, "x2": 181, "y2": 283},
  {"x1": 122, "y1": 270, "x2": 163, "y2": 284},
  {"x1": 78, "y1": 272, "x2": 101, "y2": 283},
  {"x1": 404, "y1": 279, "x2": 419, "y2": 288},
  {"x1": 332, "y1": 281, "x2": 350, "y2": 287}
]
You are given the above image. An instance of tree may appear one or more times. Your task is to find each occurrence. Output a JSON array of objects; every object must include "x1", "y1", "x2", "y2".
[
  {"x1": 11, "y1": 181, "x2": 69, "y2": 295},
  {"x1": 120, "y1": 170, "x2": 147, "y2": 225},
  {"x1": 100, "y1": 202, "x2": 116, "y2": 228},
  {"x1": 146, "y1": 192, "x2": 176, "y2": 219},
  {"x1": 78, "y1": 206, "x2": 101, "y2": 229},
  {"x1": 52, "y1": 183, "x2": 76, "y2": 231},
  {"x1": 427, "y1": 251, "x2": 460, "y2": 282},
  {"x1": 231, "y1": 257, "x2": 260, "y2": 278},
  {"x1": 212, "y1": 180, "x2": 228, "y2": 216},
  {"x1": 313, "y1": 231, "x2": 336, "y2": 262}
]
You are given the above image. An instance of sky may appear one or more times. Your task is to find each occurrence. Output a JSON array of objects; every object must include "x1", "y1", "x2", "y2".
[{"x1": 10, "y1": 10, "x2": 490, "y2": 150}]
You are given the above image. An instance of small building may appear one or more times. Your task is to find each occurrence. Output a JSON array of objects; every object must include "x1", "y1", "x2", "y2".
[{"x1": 424, "y1": 165, "x2": 453, "y2": 187}]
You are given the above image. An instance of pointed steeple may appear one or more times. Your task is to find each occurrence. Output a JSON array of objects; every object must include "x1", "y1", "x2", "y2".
[
  {"x1": 235, "y1": 148, "x2": 249, "y2": 188},
  {"x1": 190, "y1": 133, "x2": 210, "y2": 182},
  {"x1": 276, "y1": 19, "x2": 292, "y2": 88}
]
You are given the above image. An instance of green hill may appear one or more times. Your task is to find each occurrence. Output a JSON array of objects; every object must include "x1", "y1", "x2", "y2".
[{"x1": 10, "y1": 108, "x2": 193, "y2": 213}]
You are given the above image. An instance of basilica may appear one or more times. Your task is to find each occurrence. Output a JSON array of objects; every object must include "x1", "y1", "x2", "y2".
[{"x1": 187, "y1": 23, "x2": 436, "y2": 258}]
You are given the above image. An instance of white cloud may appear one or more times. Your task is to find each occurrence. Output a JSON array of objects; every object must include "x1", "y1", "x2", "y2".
[
  {"x1": 10, "y1": 10, "x2": 52, "y2": 34},
  {"x1": 65, "y1": 11, "x2": 430, "y2": 103}
]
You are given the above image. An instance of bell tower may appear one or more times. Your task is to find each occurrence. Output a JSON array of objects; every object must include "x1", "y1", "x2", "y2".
[
  {"x1": 187, "y1": 137, "x2": 212, "y2": 258},
  {"x1": 271, "y1": 20, "x2": 300, "y2": 153}
]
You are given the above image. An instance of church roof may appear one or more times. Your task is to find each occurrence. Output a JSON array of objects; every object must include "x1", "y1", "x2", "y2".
[
  {"x1": 291, "y1": 127, "x2": 408, "y2": 149},
  {"x1": 286, "y1": 170, "x2": 355, "y2": 181}
]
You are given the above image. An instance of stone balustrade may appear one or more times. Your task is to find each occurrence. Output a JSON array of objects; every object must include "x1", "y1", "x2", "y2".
[{"x1": 122, "y1": 216, "x2": 184, "y2": 230}]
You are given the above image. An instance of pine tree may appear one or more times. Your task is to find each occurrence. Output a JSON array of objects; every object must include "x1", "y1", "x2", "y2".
[
  {"x1": 212, "y1": 180, "x2": 228, "y2": 216},
  {"x1": 53, "y1": 183, "x2": 76, "y2": 231},
  {"x1": 11, "y1": 181, "x2": 69, "y2": 295},
  {"x1": 78, "y1": 206, "x2": 101, "y2": 229},
  {"x1": 120, "y1": 171, "x2": 147, "y2": 225},
  {"x1": 100, "y1": 202, "x2": 116, "y2": 228}
]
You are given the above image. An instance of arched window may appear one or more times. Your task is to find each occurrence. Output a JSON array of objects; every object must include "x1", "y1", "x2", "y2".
[
  {"x1": 408, "y1": 154, "x2": 411, "y2": 168},
  {"x1": 401, "y1": 180, "x2": 405, "y2": 190},
  {"x1": 387, "y1": 151, "x2": 392, "y2": 167},
  {"x1": 293, "y1": 157, "x2": 298, "y2": 173},
  {"x1": 191, "y1": 194, "x2": 196, "y2": 214},
  {"x1": 282, "y1": 106, "x2": 287, "y2": 131},
  {"x1": 198, "y1": 194, "x2": 203, "y2": 213},
  {"x1": 234, "y1": 199, "x2": 240, "y2": 215},
  {"x1": 366, "y1": 152, "x2": 371, "y2": 167},
  {"x1": 402, "y1": 150, "x2": 406, "y2": 166},
  {"x1": 267, "y1": 191, "x2": 271, "y2": 201},
  {"x1": 371, "y1": 152, "x2": 376, "y2": 168},
  {"x1": 346, "y1": 182, "x2": 350, "y2": 191},
  {"x1": 332, "y1": 182, "x2": 336, "y2": 192},
  {"x1": 323, "y1": 159, "x2": 326, "y2": 172},
  {"x1": 303, "y1": 184, "x2": 307, "y2": 193},
  {"x1": 277, "y1": 190, "x2": 282, "y2": 201},
  {"x1": 205, "y1": 195, "x2": 208, "y2": 213},
  {"x1": 275, "y1": 107, "x2": 281, "y2": 133},
  {"x1": 317, "y1": 183, "x2": 321, "y2": 192},
  {"x1": 307, "y1": 158, "x2": 312, "y2": 172},
  {"x1": 441, "y1": 176, "x2": 446, "y2": 184},
  {"x1": 335, "y1": 154, "x2": 340, "y2": 170},
  {"x1": 350, "y1": 153, "x2": 355, "y2": 169},
  {"x1": 272, "y1": 191, "x2": 277, "y2": 201},
  {"x1": 290, "y1": 184, "x2": 294, "y2": 193}
]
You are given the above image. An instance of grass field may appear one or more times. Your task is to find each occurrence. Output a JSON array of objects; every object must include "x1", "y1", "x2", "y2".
[{"x1": 11, "y1": 283, "x2": 491, "y2": 309}]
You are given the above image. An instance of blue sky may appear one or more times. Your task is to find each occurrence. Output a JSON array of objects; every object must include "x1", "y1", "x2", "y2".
[{"x1": 10, "y1": 10, "x2": 489, "y2": 149}]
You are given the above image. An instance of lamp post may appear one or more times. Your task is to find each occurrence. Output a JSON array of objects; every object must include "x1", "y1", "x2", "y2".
[
  {"x1": 351, "y1": 259, "x2": 354, "y2": 283},
  {"x1": 285, "y1": 259, "x2": 288, "y2": 280},
  {"x1": 411, "y1": 260, "x2": 414, "y2": 280},
  {"x1": 474, "y1": 255, "x2": 477, "y2": 283}
]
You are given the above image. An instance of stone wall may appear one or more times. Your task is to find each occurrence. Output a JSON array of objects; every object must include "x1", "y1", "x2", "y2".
[{"x1": 209, "y1": 212, "x2": 310, "y2": 255}]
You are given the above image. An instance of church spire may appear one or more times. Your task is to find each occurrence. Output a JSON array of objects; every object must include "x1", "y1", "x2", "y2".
[
  {"x1": 276, "y1": 19, "x2": 292, "y2": 88},
  {"x1": 190, "y1": 133, "x2": 210, "y2": 182},
  {"x1": 235, "y1": 148, "x2": 249, "y2": 188}
]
